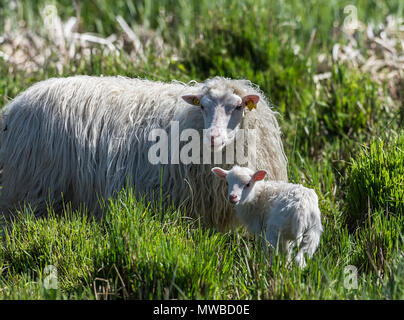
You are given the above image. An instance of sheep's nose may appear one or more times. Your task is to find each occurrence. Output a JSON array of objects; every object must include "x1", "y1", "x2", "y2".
[{"x1": 229, "y1": 195, "x2": 238, "y2": 204}]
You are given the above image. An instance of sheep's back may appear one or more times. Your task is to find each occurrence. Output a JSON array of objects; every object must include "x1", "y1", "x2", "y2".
[{"x1": 0, "y1": 76, "x2": 195, "y2": 214}]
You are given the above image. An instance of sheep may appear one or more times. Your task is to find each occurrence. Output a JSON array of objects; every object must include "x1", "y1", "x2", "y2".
[
  {"x1": 0, "y1": 76, "x2": 288, "y2": 230},
  {"x1": 211, "y1": 165, "x2": 323, "y2": 267}
]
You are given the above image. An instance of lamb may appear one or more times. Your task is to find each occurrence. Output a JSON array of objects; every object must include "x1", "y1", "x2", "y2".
[
  {"x1": 0, "y1": 76, "x2": 288, "y2": 230},
  {"x1": 211, "y1": 165, "x2": 323, "y2": 267}
]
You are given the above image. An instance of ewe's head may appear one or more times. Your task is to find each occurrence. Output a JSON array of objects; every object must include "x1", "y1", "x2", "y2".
[
  {"x1": 211, "y1": 166, "x2": 267, "y2": 205},
  {"x1": 182, "y1": 78, "x2": 259, "y2": 152}
]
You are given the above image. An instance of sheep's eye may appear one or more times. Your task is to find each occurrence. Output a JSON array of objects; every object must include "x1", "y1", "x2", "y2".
[
  {"x1": 245, "y1": 183, "x2": 250, "y2": 188},
  {"x1": 200, "y1": 105, "x2": 205, "y2": 110},
  {"x1": 235, "y1": 105, "x2": 243, "y2": 110}
]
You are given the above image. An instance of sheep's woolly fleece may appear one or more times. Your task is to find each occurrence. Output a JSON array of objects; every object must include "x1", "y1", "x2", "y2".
[{"x1": 0, "y1": 76, "x2": 287, "y2": 230}]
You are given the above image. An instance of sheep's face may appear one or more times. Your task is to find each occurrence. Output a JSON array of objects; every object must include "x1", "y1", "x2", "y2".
[
  {"x1": 182, "y1": 91, "x2": 259, "y2": 152},
  {"x1": 211, "y1": 166, "x2": 267, "y2": 205}
]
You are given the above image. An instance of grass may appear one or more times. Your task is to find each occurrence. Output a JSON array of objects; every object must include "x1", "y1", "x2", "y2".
[
  {"x1": 1, "y1": 190, "x2": 403, "y2": 299},
  {"x1": 0, "y1": 0, "x2": 403, "y2": 299},
  {"x1": 346, "y1": 135, "x2": 404, "y2": 228}
]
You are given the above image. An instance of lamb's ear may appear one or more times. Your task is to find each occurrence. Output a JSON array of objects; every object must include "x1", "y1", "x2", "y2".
[
  {"x1": 242, "y1": 95, "x2": 260, "y2": 111},
  {"x1": 252, "y1": 170, "x2": 267, "y2": 181},
  {"x1": 211, "y1": 167, "x2": 229, "y2": 180},
  {"x1": 182, "y1": 95, "x2": 201, "y2": 106}
]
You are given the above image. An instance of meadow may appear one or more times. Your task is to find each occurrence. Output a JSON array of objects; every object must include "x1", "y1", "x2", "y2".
[{"x1": 0, "y1": 0, "x2": 403, "y2": 299}]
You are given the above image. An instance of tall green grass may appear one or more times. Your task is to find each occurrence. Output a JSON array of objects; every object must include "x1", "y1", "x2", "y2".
[
  {"x1": 346, "y1": 134, "x2": 404, "y2": 227},
  {"x1": 1, "y1": 188, "x2": 403, "y2": 299}
]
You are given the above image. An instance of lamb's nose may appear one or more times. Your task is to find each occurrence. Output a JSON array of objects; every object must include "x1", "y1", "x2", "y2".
[{"x1": 229, "y1": 195, "x2": 238, "y2": 204}]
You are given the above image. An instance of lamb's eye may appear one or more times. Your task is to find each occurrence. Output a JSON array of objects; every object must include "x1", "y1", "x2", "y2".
[
  {"x1": 235, "y1": 105, "x2": 243, "y2": 110},
  {"x1": 200, "y1": 104, "x2": 205, "y2": 110},
  {"x1": 245, "y1": 183, "x2": 250, "y2": 188}
]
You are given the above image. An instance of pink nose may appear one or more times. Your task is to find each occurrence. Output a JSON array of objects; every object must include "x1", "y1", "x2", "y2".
[{"x1": 229, "y1": 195, "x2": 238, "y2": 204}]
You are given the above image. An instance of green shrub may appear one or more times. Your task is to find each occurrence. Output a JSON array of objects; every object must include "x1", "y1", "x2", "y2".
[{"x1": 345, "y1": 133, "x2": 404, "y2": 227}]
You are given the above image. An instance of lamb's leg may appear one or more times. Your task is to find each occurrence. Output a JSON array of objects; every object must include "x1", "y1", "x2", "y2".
[
  {"x1": 265, "y1": 223, "x2": 285, "y2": 266},
  {"x1": 259, "y1": 233, "x2": 273, "y2": 265},
  {"x1": 266, "y1": 224, "x2": 280, "y2": 253},
  {"x1": 295, "y1": 226, "x2": 321, "y2": 268},
  {"x1": 285, "y1": 240, "x2": 294, "y2": 264},
  {"x1": 294, "y1": 250, "x2": 307, "y2": 268}
]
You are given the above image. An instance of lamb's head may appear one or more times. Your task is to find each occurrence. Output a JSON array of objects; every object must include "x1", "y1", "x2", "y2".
[
  {"x1": 211, "y1": 165, "x2": 267, "y2": 205},
  {"x1": 182, "y1": 84, "x2": 259, "y2": 152}
]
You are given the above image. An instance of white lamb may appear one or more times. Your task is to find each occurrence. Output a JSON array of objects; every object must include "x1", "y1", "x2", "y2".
[{"x1": 212, "y1": 165, "x2": 323, "y2": 268}]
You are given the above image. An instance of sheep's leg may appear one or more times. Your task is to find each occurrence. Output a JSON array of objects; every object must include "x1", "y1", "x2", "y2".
[
  {"x1": 295, "y1": 226, "x2": 321, "y2": 268},
  {"x1": 266, "y1": 224, "x2": 281, "y2": 253},
  {"x1": 259, "y1": 233, "x2": 273, "y2": 265},
  {"x1": 294, "y1": 230, "x2": 308, "y2": 268},
  {"x1": 279, "y1": 238, "x2": 289, "y2": 253},
  {"x1": 276, "y1": 238, "x2": 295, "y2": 269},
  {"x1": 265, "y1": 223, "x2": 285, "y2": 267},
  {"x1": 294, "y1": 250, "x2": 306, "y2": 269},
  {"x1": 285, "y1": 240, "x2": 294, "y2": 264}
]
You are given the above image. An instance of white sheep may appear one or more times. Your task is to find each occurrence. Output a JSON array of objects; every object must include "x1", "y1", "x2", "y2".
[
  {"x1": 212, "y1": 165, "x2": 323, "y2": 267},
  {"x1": 0, "y1": 76, "x2": 288, "y2": 230}
]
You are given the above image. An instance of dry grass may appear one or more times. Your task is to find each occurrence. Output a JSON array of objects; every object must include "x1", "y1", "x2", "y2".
[
  {"x1": 0, "y1": 4, "x2": 175, "y2": 76},
  {"x1": 2, "y1": 7, "x2": 403, "y2": 111},
  {"x1": 315, "y1": 15, "x2": 404, "y2": 104}
]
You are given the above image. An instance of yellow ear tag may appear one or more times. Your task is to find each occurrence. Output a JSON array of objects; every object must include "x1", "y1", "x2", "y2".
[
  {"x1": 247, "y1": 100, "x2": 257, "y2": 111},
  {"x1": 193, "y1": 97, "x2": 200, "y2": 106}
]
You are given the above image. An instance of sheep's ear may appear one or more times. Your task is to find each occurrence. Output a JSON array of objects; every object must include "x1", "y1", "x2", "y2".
[
  {"x1": 211, "y1": 167, "x2": 228, "y2": 180},
  {"x1": 252, "y1": 170, "x2": 267, "y2": 181},
  {"x1": 242, "y1": 95, "x2": 259, "y2": 111},
  {"x1": 182, "y1": 95, "x2": 201, "y2": 106}
]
